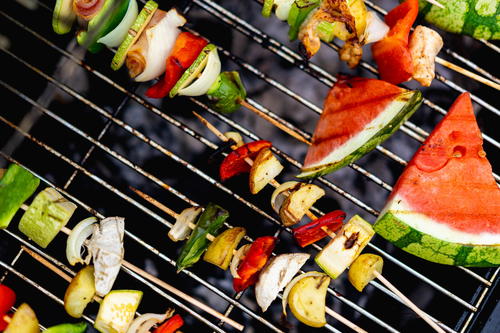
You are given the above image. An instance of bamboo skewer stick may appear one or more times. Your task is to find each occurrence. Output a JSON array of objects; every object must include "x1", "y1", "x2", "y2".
[
  {"x1": 325, "y1": 307, "x2": 368, "y2": 333},
  {"x1": 373, "y1": 271, "x2": 446, "y2": 333},
  {"x1": 425, "y1": 0, "x2": 444, "y2": 9},
  {"x1": 435, "y1": 57, "x2": 500, "y2": 91}
]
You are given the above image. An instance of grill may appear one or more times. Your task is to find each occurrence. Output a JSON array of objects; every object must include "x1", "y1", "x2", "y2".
[{"x1": 1, "y1": 0, "x2": 499, "y2": 332}]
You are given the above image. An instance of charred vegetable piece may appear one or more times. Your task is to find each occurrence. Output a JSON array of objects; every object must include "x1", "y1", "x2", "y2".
[
  {"x1": 279, "y1": 183, "x2": 325, "y2": 226},
  {"x1": 18, "y1": 187, "x2": 77, "y2": 248},
  {"x1": 315, "y1": 215, "x2": 374, "y2": 279},
  {"x1": 249, "y1": 148, "x2": 284, "y2": 194},
  {"x1": 293, "y1": 210, "x2": 346, "y2": 247},
  {"x1": 94, "y1": 290, "x2": 142, "y2": 333},
  {"x1": 169, "y1": 44, "x2": 216, "y2": 98},
  {"x1": 219, "y1": 140, "x2": 272, "y2": 181},
  {"x1": 111, "y1": 0, "x2": 158, "y2": 70},
  {"x1": 52, "y1": 0, "x2": 76, "y2": 34},
  {"x1": 77, "y1": 0, "x2": 130, "y2": 53},
  {"x1": 0, "y1": 164, "x2": 39, "y2": 229},
  {"x1": 168, "y1": 206, "x2": 202, "y2": 242},
  {"x1": 372, "y1": 0, "x2": 418, "y2": 84},
  {"x1": 348, "y1": 253, "x2": 383, "y2": 292},
  {"x1": 0, "y1": 285, "x2": 16, "y2": 331},
  {"x1": 270, "y1": 181, "x2": 301, "y2": 214},
  {"x1": 153, "y1": 314, "x2": 184, "y2": 333},
  {"x1": 88, "y1": 217, "x2": 125, "y2": 297},
  {"x1": 233, "y1": 236, "x2": 277, "y2": 292},
  {"x1": 206, "y1": 71, "x2": 247, "y2": 114},
  {"x1": 45, "y1": 322, "x2": 87, "y2": 333},
  {"x1": 287, "y1": 0, "x2": 320, "y2": 41},
  {"x1": 255, "y1": 253, "x2": 310, "y2": 312},
  {"x1": 146, "y1": 32, "x2": 208, "y2": 98},
  {"x1": 176, "y1": 203, "x2": 229, "y2": 271},
  {"x1": 287, "y1": 273, "x2": 330, "y2": 328},
  {"x1": 64, "y1": 266, "x2": 96, "y2": 318},
  {"x1": 5, "y1": 303, "x2": 39, "y2": 333},
  {"x1": 203, "y1": 227, "x2": 246, "y2": 270}
]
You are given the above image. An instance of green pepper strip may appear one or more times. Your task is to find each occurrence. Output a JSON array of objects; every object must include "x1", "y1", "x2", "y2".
[
  {"x1": 44, "y1": 322, "x2": 87, "y2": 333},
  {"x1": 176, "y1": 203, "x2": 229, "y2": 271}
]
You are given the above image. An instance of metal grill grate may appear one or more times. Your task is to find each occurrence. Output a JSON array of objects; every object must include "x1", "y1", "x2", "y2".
[{"x1": 1, "y1": 0, "x2": 499, "y2": 332}]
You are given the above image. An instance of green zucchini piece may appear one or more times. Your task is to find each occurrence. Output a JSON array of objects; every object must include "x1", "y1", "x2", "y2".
[
  {"x1": 52, "y1": 0, "x2": 76, "y2": 35},
  {"x1": 206, "y1": 71, "x2": 247, "y2": 114},
  {"x1": 0, "y1": 164, "x2": 39, "y2": 229},
  {"x1": 176, "y1": 203, "x2": 229, "y2": 271},
  {"x1": 18, "y1": 187, "x2": 77, "y2": 248},
  {"x1": 45, "y1": 322, "x2": 87, "y2": 333},
  {"x1": 94, "y1": 290, "x2": 142, "y2": 333},
  {"x1": 169, "y1": 44, "x2": 217, "y2": 98},
  {"x1": 77, "y1": 0, "x2": 130, "y2": 53},
  {"x1": 262, "y1": 0, "x2": 275, "y2": 17},
  {"x1": 287, "y1": 0, "x2": 320, "y2": 41},
  {"x1": 111, "y1": 0, "x2": 158, "y2": 70},
  {"x1": 316, "y1": 21, "x2": 336, "y2": 42}
]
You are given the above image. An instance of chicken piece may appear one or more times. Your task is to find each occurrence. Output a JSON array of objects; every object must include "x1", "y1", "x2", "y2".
[
  {"x1": 88, "y1": 217, "x2": 125, "y2": 296},
  {"x1": 409, "y1": 25, "x2": 443, "y2": 87},
  {"x1": 339, "y1": 38, "x2": 363, "y2": 68}
]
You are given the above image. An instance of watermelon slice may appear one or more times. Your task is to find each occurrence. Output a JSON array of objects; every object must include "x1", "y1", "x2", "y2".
[
  {"x1": 374, "y1": 93, "x2": 500, "y2": 267},
  {"x1": 297, "y1": 76, "x2": 422, "y2": 179}
]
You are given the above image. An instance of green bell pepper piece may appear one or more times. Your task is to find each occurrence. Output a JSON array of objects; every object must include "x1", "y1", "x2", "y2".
[
  {"x1": 18, "y1": 187, "x2": 77, "y2": 248},
  {"x1": 176, "y1": 203, "x2": 229, "y2": 271},
  {"x1": 262, "y1": 0, "x2": 275, "y2": 17},
  {"x1": 0, "y1": 164, "x2": 40, "y2": 229},
  {"x1": 206, "y1": 71, "x2": 247, "y2": 114},
  {"x1": 77, "y1": 0, "x2": 130, "y2": 53},
  {"x1": 45, "y1": 322, "x2": 87, "y2": 333},
  {"x1": 287, "y1": 0, "x2": 320, "y2": 41}
]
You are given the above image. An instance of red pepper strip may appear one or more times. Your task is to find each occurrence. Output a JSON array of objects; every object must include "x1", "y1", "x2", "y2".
[
  {"x1": 371, "y1": 0, "x2": 418, "y2": 84},
  {"x1": 233, "y1": 236, "x2": 277, "y2": 292},
  {"x1": 146, "y1": 32, "x2": 208, "y2": 99},
  {"x1": 153, "y1": 314, "x2": 184, "y2": 333},
  {"x1": 219, "y1": 140, "x2": 272, "y2": 181},
  {"x1": 0, "y1": 285, "x2": 16, "y2": 330},
  {"x1": 293, "y1": 210, "x2": 346, "y2": 247}
]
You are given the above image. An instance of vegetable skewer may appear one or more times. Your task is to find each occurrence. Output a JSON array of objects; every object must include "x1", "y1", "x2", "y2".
[{"x1": 17, "y1": 204, "x2": 244, "y2": 331}]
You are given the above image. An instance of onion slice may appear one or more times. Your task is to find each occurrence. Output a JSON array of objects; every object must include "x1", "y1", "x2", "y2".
[
  {"x1": 178, "y1": 48, "x2": 221, "y2": 97},
  {"x1": 168, "y1": 207, "x2": 202, "y2": 242},
  {"x1": 126, "y1": 310, "x2": 174, "y2": 333},
  {"x1": 230, "y1": 244, "x2": 251, "y2": 279},
  {"x1": 282, "y1": 271, "x2": 326, "y2": 316},
  {"x1": 361, "y1": 11, "x2": 389, "y2": 45},
  {"x1": 98, "y1": 0, "x2": 138, "y2": 48},
  {"x1": 270, "y1": 181, "x2": 300, "y2": 214},
  {"x1": 274, "y1": 0, "x2": 294, "y2": 21},
  {"x1": 66, "y1": 217, "x2": 97, "y2": 266}
]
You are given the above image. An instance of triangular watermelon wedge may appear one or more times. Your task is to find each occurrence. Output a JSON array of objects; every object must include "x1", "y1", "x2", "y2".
[
  {"x1": 374, "y1": 93, "x2": 500, "y2": 267},
  {"x1": 297, "y1": 76, "x2": 423, "y2": 179}
]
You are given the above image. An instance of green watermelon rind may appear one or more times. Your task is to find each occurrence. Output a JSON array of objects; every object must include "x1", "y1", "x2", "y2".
[
  {"x1": 297, "y1": 90, "x2": 423, "y2": 179},
  {"x1": 374, "y1": 211, "x2": 500, "y2": 267}
]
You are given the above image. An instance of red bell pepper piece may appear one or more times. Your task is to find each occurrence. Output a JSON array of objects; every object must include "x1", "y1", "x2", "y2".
[
  {"x1": 219, "y1": 140, "x2": 272, "y2": 181},
  {"x1": 233, "y1": 236, "x2": 276, "y2": 292},
  {"x1": 293, "y1": 210, "x2": 345, "y2": 247},
  {"x1": 146, "y1": 32, "x2": 208, "y2": 99},
  {"x1": 154, "y1": 314, "x2": 184, "y2": 333},
  {"x1": 371, "y1": 0, "x2": 418, "y2": 84},
  {"x1": 0, "y1": 285, "x2": 16, "y2": 330}
]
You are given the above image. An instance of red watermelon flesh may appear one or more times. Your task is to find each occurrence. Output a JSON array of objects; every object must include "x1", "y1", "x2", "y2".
[
  {"x1": 390, "y1": 93, "x2": 499, "y2": 234},
  {"x1": 298, "y1": 76, "x2": 422, "y2": 179}
]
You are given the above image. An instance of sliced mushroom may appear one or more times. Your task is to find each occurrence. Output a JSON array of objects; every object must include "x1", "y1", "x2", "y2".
[
  {"x1": 249, "y1": 148, "x2": 284, "y2": 194},
  {"x1": 279, "y1": 184, "x2": 325, "y2": 226}
]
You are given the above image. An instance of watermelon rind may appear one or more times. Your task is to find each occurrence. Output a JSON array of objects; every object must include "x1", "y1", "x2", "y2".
[
  {"x1": 374, "y1": 199, "x2": 500, "y2": 267},
  {"x1": 297, "y1": 90, "x2": 423, "y2": 179}
]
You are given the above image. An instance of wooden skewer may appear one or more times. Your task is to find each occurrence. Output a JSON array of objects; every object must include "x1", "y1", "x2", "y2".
[
  {"x1": 435, "y1": 57, "x2": 500, "y2": 91},
  {"x1": 425, "y1": 0, "x2": 444, "y2": 9},
  {"x1": 325, "y1": 307, "x2": 368, "y2": 333},
  {"x1": 373, "y1": 271, "x2": 446, "y2": 333}
]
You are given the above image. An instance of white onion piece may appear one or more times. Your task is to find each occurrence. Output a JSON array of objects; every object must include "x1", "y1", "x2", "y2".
[
  {"x1": 270, "y1": 181, "x2": 300, "y2": 214},
  {"x1": 134, "y1": 9, "x2": 186, "y2": 82},
  {"x1": 230, "y1": 244, "x2": 251, "y2": 279},
  {"x1": 66, "y1": 217, "x2": 97, "y2": 266},
  {"x1": 97, "y1": 0, "x2": 138, "y2": 47},
  {"x1": 168, "y1": 206, "x2": 202, "y2": 242},
  {"x1": 362, "y1": 11, "x2": 389, "y2": 45},
  {"x1": 126, "y1": 312, "x2": 171, "y2": 333},
  {"x1": 178, "y1": 48, "x2": 221, "y2": 96},
  {"x1": 282, "y1": 271, "x2": 326, "y2": 316},
  {"x1": 274, "y1": 0, "x2": 294, "y2": 21}
]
